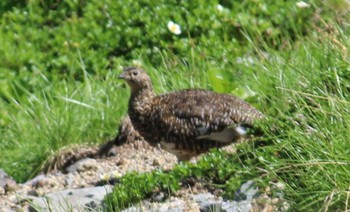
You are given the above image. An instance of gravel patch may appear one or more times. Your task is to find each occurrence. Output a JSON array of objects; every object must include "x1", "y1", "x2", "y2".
[{"x1": 0, "y1": 140, "x2": 178, "y2": 211}]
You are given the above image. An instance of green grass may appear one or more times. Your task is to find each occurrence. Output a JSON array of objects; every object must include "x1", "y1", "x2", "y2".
[
  {"x1": 105, "y1": 32, "x2": 350, "y2": 210},
  {"x1": 1, "y1": 0, "x2": 350, "y2": 210},
  {"x1": 0, "y1": 69, "x2": 128, "y2": 180}
]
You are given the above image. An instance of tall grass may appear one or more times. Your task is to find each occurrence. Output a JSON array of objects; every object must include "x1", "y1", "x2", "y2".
[
  {"x1": 251, "y1": 31, "x2": 350, "y2": 210},
  {"x1": 0, "y1": 69, "x2": 128, "y2": 181}
]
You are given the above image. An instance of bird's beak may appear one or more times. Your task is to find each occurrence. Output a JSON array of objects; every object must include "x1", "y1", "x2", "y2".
[{"x1": 118, "y1": 72, "x2": 125, "y2": 79}]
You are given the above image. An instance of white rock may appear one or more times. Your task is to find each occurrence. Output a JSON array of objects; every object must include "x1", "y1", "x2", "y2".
[{"x1": 29, "y1": 185, "x2": 113, "y2": 212}]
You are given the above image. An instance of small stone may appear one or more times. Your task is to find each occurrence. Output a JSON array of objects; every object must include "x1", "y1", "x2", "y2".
[
  {"x1": 274, "y1": 181, "x2": 286, "y2": 190},
  {"x1": 7, "y1": 194, "x2": 18, "y2": 203},
  {"x1": 193, "y1": 193, "x2": 222, "y2": 211},
  {"x1": 0, "y1": 186, "x2": 5, "y2": 195},
  {"x1": 0, "y1": 169, "x2": 10, "y2": 185},
  {"x1": 65, "y1": 158, "x2": 97, "y2": 173},
  {"x1": 25, "y1": 174, "x2": 46, "y2": 188},
  {"x1": 0, "y1": 169, "x2": 17, "y2": 192},
  {"x1": 153, "y1": 159, "x2": 161, "y2": 166},
  {"x1": 221, "y1": 200, "x2": 253, "y2": 212},
  {"x1": 64, "y1": 173, "x2": 75, "y2": 187},
  {"x1": 19, "y1": 204, "x2": 31, "y2": 212},
  {"x1": 36, "y1": 179, "x2": 47, "y2": 188},
  {"x1": 271, "y1": 198, "x2": 279, "y2": 204},
  {"x1": 116, "y1": 159, "x2": 126, "y2": 166},
  {"x1": 281, "y1": 201, "x2": 290, "y2": 211},
  {"x1": 107, "y1": 147, "x2": 118, "y2": 156},
  {"x1": 5, "y1": 179, "x2": 18, "y2": 193},
  {"x1": 234, "y1": 180, "x2": 258, "y2": 201},
  {"x1": 27, "y1": 189, "x2": 39, "y2": 197},
  {"x1": 157, "y1": 198, "x2": 185, "y2": 212},
  {"x1": 212, "y1": 188, "x2": 222, "y2": 196},
  {"x1": 152, "y1": 192, "x2": 166, "y2": 202}
]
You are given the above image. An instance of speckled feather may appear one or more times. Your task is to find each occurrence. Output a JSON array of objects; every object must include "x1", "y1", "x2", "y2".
[{"x1": 119, "y1": 67, "x2": 264, "y2": 160}]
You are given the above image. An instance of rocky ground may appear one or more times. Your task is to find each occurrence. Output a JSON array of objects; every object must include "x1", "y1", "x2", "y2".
[
  {"x1": 0, "y1": 140, "x2": 178, "y2": 211},
  {"x1": 0, "y1": 117, "x2": 286, "y2": 211}
]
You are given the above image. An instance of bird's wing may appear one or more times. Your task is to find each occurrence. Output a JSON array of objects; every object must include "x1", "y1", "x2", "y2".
[{"x1": 152, "y1": 89, "x2": 262, "y2": 142}]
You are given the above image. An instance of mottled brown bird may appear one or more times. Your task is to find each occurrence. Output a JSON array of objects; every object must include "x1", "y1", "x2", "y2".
[{"x1": 119, "y1": 67, "x2": 264, "y2": 161}]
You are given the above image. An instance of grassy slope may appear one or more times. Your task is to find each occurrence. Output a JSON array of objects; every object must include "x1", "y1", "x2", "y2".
[
  {"x1": 0, "y1": 0, "x2": 350, "y2": 210},
  {"x1": 106, "y1": 28, "x2": 350, "y2": 210}
]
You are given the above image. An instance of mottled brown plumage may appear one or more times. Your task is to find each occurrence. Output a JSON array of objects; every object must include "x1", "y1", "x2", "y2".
[{"x1": 119, "y1": 67, "x2": 264, "y2": 160}]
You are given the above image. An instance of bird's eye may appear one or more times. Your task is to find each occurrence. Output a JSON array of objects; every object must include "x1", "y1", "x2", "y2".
[{"x1": 132, "y1": 71, "x2": 138, "y2": 76}]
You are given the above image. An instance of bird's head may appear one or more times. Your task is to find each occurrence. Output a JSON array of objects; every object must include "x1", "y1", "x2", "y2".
[{"x1": 118, "y1": 67, "x2": 153, "y2": 93}]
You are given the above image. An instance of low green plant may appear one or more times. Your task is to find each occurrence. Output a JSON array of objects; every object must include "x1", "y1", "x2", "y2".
[{"x1": 104, "y1": 146, "x2": 260, "y2": 211}]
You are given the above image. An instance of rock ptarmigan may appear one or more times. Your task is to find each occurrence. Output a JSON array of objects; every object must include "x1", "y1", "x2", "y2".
[{"x1": 119, "y1": 67, "x2": 264, "y2": 161}]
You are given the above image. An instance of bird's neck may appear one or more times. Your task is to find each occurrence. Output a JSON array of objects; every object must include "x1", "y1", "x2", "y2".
[{"x1": 129, "y1": 87, "x2": 155, "y2": 115}]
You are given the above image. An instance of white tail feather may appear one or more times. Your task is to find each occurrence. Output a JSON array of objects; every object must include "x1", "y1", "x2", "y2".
[{"x1": 197, "y1": 125, "x2": 247, "y2": 143}]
